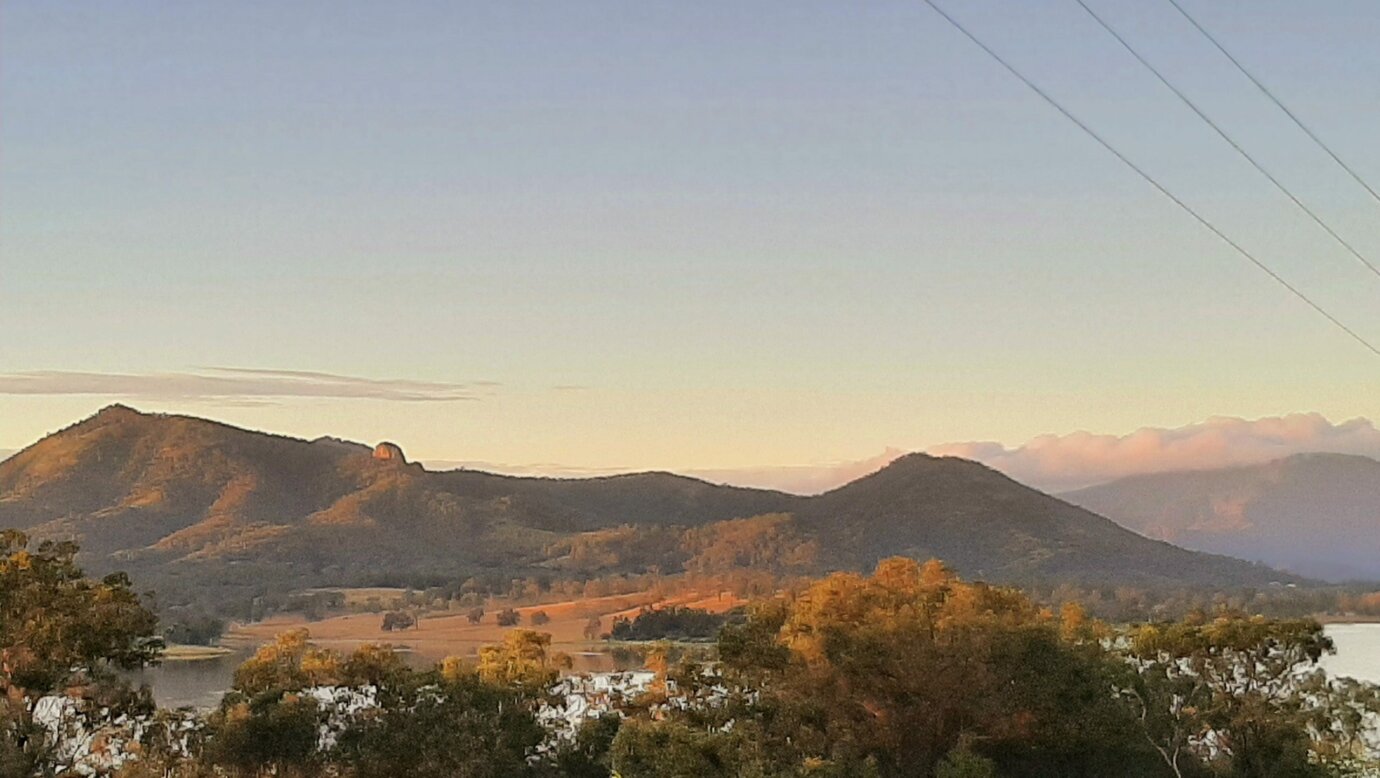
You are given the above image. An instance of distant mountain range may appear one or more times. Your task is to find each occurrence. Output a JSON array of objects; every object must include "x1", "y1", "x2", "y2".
[
  {"x1": 0, "y1": 406, "x2": 1294, "y2": 610},
  {"x1": 1063, "y1": 453, "x2": 1380, "y2": 582}
]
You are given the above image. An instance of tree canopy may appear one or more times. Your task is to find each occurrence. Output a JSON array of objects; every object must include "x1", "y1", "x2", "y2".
[{"x1": 0, "y1": 530, "x2": 162, "y2": 775}]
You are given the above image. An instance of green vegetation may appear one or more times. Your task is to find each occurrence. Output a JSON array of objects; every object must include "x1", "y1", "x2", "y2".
[
  {"x1": 4, "y1": 536, "x2": 1380, "y2": 776},
  {"x1": 609, "y1": 606, "x2": 730, "y2": 641},
  {"x1": 608, "y1": 559, "x2": 1380, "y2": 777},
  {"x1": 379, "y1": 611, "x2": 416, "y2": 631},
  {"x1": 202, "y1": 630, "x2": 552, "y2": 778},
  {"x1": 0, "y1": 531, "x2": 162, "y2": 776}
]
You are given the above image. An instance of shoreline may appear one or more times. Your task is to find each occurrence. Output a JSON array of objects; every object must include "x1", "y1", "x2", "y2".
[{"x1": 162, "y1": 644, "x2": 236, "y2": 661}]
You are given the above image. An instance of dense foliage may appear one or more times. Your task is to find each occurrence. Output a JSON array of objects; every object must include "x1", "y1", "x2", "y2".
[
  {"x1": 0, "y1": 531, "x2": 162, "y2": 776},
  {"x1": 6, "y1": 535, "x2": 1380, "y2": 777},
  {"x1": 608, "y1": 559, "x2": 1380, "y2": 778},
  {"x1": 609, "y1": 606, "x2": 729, "y2": 641},
  {"x1": 197, "y1": 629, "x2": 559, "y2": 778}
]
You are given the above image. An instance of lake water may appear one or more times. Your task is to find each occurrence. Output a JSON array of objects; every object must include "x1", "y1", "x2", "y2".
[
  {"x1": 132, "y1": 624, "x2": 1380, "y2": 711},
  {"x1": 1320, "y1": 623, "x2": 1380, "y2": 684},
  {"x1": 130, "y1": 647, "x2": 637, "y2": 710},
  {"x1": 126, "y1": 651, "x2": 251, "y2": 710}
]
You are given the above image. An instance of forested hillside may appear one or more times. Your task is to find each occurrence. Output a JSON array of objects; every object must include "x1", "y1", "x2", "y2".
[{"x1": 0, "y1": 406, "x2": 1295, "y2": 618}]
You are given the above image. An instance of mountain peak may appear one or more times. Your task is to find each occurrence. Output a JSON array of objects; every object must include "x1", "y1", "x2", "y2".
[
  {"x1": 80, "y1": 404, "x2": 158, "y2": 431},
  {"x1": 372, "y1": 442, "x2": 407, "y2": 463},
  {"x1": 0, "y1": 410, "x2": 1298, "y2": 600},
  {"x1": 881, "y1": 451, "x2": 983, "y2": 471},
  {"x1": 838, "y1": 451, "x2": 1006, "y2": 490},
  {"x1": 95, "y1": 403, "x2": 146, "y2": 419}
]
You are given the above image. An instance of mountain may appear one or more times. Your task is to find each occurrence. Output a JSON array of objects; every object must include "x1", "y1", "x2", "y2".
[
  {"x1": 793, "y1": 454, "x2": 1283, "y2": 587},
  {"x1": 0, "y1": 406, "x2": 1294, "y2": 611},
  {"x1": 1062, "y1": 453, "x2": 1380, "y2": 581}
]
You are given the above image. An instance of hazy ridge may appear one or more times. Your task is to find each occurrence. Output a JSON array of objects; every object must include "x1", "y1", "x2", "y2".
[{"x1": 1063, "y1": 453, "x2": 1380, "y2": 582}]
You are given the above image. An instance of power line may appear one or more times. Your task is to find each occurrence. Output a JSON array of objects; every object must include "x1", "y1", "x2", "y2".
[
  {"x1": 1072, "y1": 0, "x2": 1380, "y2": 282},
  {"x1": 919, "y1": 0, "x2": 1380, "y2": 359},
  {"x1": 1164, "y1": 0, "x2": 1380, "y2": 211}
]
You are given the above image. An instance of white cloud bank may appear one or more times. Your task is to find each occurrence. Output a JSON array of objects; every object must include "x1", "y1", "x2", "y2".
[
  {"x1": 428, "y1": 415, "x2": 1380, "y2": 496},
  {"x1": 0, "y1": 368, "x2": 491, "y2": 404},
  {"x1": 929, "y1": 413, "x2": 1380, "y2": 493}
]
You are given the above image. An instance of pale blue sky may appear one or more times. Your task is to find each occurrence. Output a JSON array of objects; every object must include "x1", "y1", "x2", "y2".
[{"x1": 3, "y1": 0, "x2": 1379, "y2": 470}]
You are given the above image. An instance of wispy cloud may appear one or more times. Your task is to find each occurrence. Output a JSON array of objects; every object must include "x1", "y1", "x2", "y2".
[
  {"x1": 929, "y1": 413, "x2": 1380, "y2": 492},
  {"x1": 0, "y1": 367, "x2": 492, "y2": 403}
]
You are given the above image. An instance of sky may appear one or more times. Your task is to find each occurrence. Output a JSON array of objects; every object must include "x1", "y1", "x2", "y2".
[{"x1": 4, "y1": 0, "x2": 1380, "y2": 481}]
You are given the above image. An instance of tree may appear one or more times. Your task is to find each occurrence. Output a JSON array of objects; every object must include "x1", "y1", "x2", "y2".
[
  {"x1": 609, "y1": 719, "x2": 748, "y2": 778},
  {"x1": 935, "y1": 741, "x2": 998, "y2": 778},
  {"x1": 681, "y1": 513, "x2": 818, "y2": 577},
  {"x1": 231, "y1": 629, "x2": 342, "y2": 698},
  {"x1": 553, "y1": 713, "x2": 621, "y2": 778},
  {"x1": 1122, "y1": 613, "x2": 1380, "y2": 777},
  {"x1": 335, "y1": 670, "x2": 544, "y2": 778},
  {"x1": 203, "y1": 693, "x2": 321, "y2": 777},
  {"x1": 341, "y1": 643, "x2": 409, "y2": 687},
  {"x1": 206, "y1": 634, "x2": 547, "y2": 778},
  {"x1": 702, "y1": 557, "x2": 1161, "y2": 776},
  {"x1": 0, "y1": 532, "x2": 162, "y2": 774},
  {"x1": 609, "y1": 606, "x2": 725, "y2": 641},
  {"x1": 476, "y1": 629, "x2": 570, "y2": 690}
]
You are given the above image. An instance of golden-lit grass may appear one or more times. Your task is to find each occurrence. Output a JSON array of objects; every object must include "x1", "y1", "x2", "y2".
[
  {"x1": 224, "y1": 588, "x2": 745, "y2": 661},
  {"x1": 162, "y1": 644, "x2": 237, "y2": 661}
]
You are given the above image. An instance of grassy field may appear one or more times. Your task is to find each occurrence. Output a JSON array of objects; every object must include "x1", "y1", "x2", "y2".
[
  {"x1": 224, "y1": 589, "x2": 744, "y2": 664},
  {"x1": 162, "y1": 644, "x2": 237, "y2": 661},
  {"x1": 303, "y1": 587, "x2": 409, "y2": 608}
]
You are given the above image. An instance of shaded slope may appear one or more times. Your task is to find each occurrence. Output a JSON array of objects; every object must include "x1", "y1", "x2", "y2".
[
  {"x1": 0, "y1": 407, "x2": 798, "y2": 582},
  {"x1": 1063, "y1": 454, "x2": 1380, "y2": 581},
  {"x1": 0, "y1": 407, "x2": 1298, "y2": 601},
  {"x1": 798, "y1": 453, "x2": 1287, "y2": 587}
]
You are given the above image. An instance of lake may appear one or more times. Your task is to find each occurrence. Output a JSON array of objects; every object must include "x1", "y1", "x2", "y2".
[
  {"x1": 129, "y1": 646, "x2": 639, "y2": 710},
  {"x1": 1320, "y1": 623, "x2": 1380, "y2": 684},
  {"x1": 126, "y1": 650, "x2": 251, "y2": 710},
  {"x1": 132, "y1": 624, "x2": 1380, "y2": 710}
]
